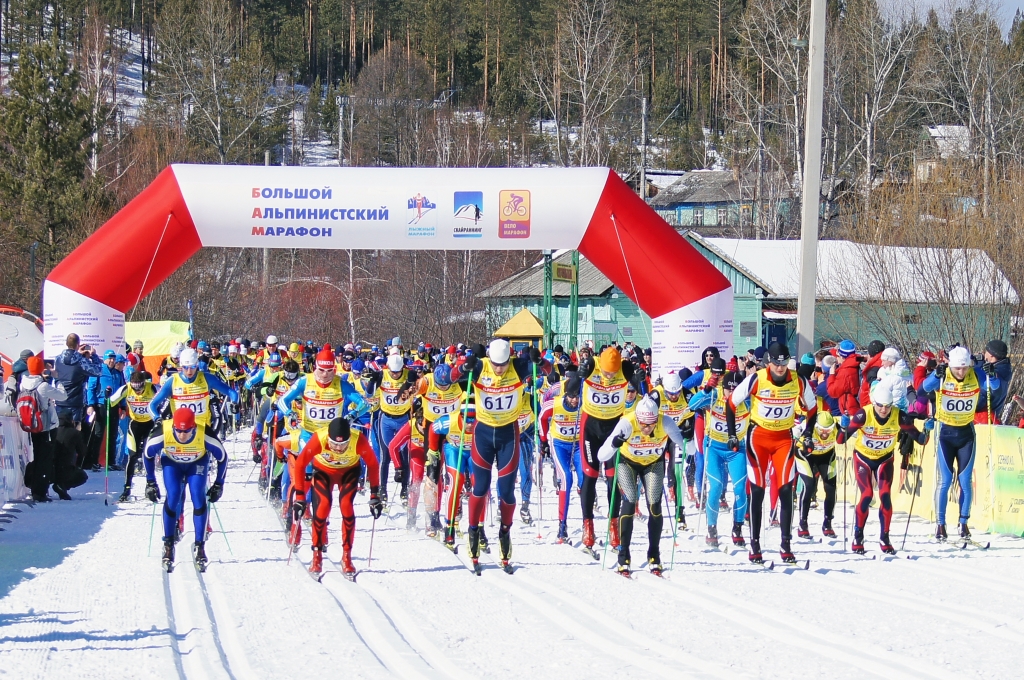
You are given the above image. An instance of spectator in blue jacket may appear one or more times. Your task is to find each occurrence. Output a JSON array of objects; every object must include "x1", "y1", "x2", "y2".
[
  {"x1": 84, "y1": 350, "x2": 127, "y2": 471},
  {"x1": 976, "y1": 340, "x2": 1012, "y2": 423},
  {"x1": 53, "y1": 333, "x2": 103, "y2": 426}
]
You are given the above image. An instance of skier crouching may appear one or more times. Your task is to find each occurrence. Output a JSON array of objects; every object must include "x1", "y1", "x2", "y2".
[
  {"x1": 144, "y1": 407, "x2": 228, "y2": 572},
  {"x1": 292, "y1": 417, "x2": 382, "y2": 578}
]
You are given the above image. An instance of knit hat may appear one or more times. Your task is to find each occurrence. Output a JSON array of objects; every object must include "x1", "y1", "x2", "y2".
[
  {"x1": 986, "y1": 339, "x2": 1008, "y2": 361},
  {"x1": 26, "y1": 356, "x2": 44, "y2": 376},
  {"x1": 598, "y1": 346, "x2": 622, "y2": 374},
  {"x1": 867, "y1": 340, "x2": 885, "y2": 357},
  {"x1": 19, "y1": 349, "x2": 34, "y2": 360},
  {"x1": 315, "y1": 348, "x2": 335, "y2": 370},
  {"x1": 837, "y1": 340, "x2": 856, "y2": 358},
  {"x1": 328, "y1": 417, "x2": 351, "y2": 443}
]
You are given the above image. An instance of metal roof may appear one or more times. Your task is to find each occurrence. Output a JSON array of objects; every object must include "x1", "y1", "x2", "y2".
[
  {"x1": 476, "y1": 251, "x2": 615, "y2": 298},
  {"x1": 648, "y1": 170, "x2": 753, "y2": 208}
]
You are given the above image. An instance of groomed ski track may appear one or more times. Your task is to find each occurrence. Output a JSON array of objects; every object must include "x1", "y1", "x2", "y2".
[{"x1": 1, "y1": 427, "x2": 1023, "y2": 679}]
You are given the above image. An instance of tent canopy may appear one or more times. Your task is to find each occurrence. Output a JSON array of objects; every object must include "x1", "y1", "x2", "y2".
[
  {"x1": 125, "y1": 320, "x2": 190, "y2": 377},
  {"x1": 494, "y1": 308, "x2": 545, "y2": 338}
]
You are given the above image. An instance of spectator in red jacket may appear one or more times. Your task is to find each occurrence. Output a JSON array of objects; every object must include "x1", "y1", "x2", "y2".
[
  {"x1": 857, "y1": 340, "x2": 885, "y2": 406},
  {"x1": 827, "y1": 340, "x2": 862, "y2": 420}
]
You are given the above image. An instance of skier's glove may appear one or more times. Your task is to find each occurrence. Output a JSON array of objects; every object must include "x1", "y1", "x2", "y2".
[
  {"x1": 529, "y1": 347, "x2": 542, "y2": 363},
  {"x1": 935, "y1": 365, "x2": 947, "y2": 380},
  {"x1": 924, "y1": 418, "x2": 935, "y2": 431},
  {"x1": 145, "y1": 481, "x2": 160, "y2": 503},
  {"x1": 727, "y1": 436, "x2": 740, "y2": 453},
  {"x1": 540, "y1": 440, "x2": 551, "y2": 458},
  {"x1": 800, "y1": 436, "x2": 813, "y2": 455},
  {"x1": 207, "y1": 483, "x2": 223, "y2": 503},
  {"x1": 983, "y1": 362, "x2": 997, "y2": 377},
  {"x1": 840, "y1": 414, "x2": 850, "y2": 429},
  {"x1": 611, "y1": 435, "x2": 627, "y2": 449},
  {"x1": 292, "y1": 498, "x2": 308, "y2": 520},
  {"x1": 393, "y1": 466, "x2": 403, "y2": 483},
  {"x1": 368, "y1": 490, "x2": 384, "y2": 519}
]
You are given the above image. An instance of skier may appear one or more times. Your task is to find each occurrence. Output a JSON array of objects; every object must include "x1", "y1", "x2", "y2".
[
  {"x1": 376, "y1": 353, "x2": 417, "y2": 506},
  {"x1": 920, "y1": 346, "x2": 999, "y2": 541},
  {"x1": 517, "y1": 381, "x2": 538, "y2": 525},
  {"x1": 730, "y1": 342, "x2": 817, "y2": 564},
  {"x1": 539, "y1": 376, "x2": 581, "y2": 543},
  {"x1": 841, "y1": 381, "x2": 931, "y2": 554},
  {"x1": 144, "y1": 407, "x2": 228, "y2": 572},
  {"x1": 388, "y1": 397, "x2": 429, "y2": 530},
  {"x1": 450, "y1": 340, "x2": 549, "y2": 572},
  {"x1": 687, "y1": 370, "x2": 749, "y2": 547},
  {"x1": 110, "y1": 370, "x2": 157, "y2": 502},
  {"x1": 653, "y1": 369, "x2": 696, "y2": 528},
  {"x1": 598, "y1": 394, "x2": 688, "y2": 576},
  {"x1": 291, "y1": 417, "x2": 382, "y2": 577},
  {"x1": 574, "y1": 346, "x2": 633, "y2": 557},
  {"x1": 795, "y1": 411, "x2": 838, "y2": 539},
  {"x1": 428, "y1": 403, "x2": 477, "y2": 545}
]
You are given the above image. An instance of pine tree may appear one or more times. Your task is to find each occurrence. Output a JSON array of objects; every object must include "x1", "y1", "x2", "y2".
[{"x1": 0, "y1": 35, "x2": 96, "y2": 266}]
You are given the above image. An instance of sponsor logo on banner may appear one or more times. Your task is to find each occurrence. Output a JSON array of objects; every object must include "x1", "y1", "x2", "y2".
[
  {"x1": 407, "y1": 193, "x2": 437, "y2": 237},
  {"x1": 453, "y1": 191, "x2": 483, "y2": 238},
  {"x1": 498, "y1": 190, "x2": 530, "y2": 238}
]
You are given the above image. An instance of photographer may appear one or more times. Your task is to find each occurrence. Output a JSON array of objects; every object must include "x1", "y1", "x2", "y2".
[
  {"x1": 974, "y1": 340, "x2": 1011, "y2": 424},
  {"x1": 20, "y1": 357, "x2": 68, "y2": 501},
  {"x1": 53, "y1": 333, "x2": 103, "y2": 427}
]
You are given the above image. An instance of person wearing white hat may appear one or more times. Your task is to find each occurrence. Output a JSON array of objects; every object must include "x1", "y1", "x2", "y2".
[
  {"x1": 840, "y1": 382, "x2": 930, "y2": 555},
  {"x1": 450, "y1": 340, "x2": 550, "y2": 573},
  {"x1": 597, "y1": 394, "x2": 688, "y2": 577},
  {"x1": 920, "y1": 345, "x2": 1000, "y2": 542}
]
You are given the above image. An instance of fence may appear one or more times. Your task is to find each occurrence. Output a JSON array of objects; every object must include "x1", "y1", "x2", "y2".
[{"x1": 0, "y1": 416, "x2": 31, "y2": 505}]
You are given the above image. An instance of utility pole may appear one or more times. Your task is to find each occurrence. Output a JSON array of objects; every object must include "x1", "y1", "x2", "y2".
[
  {"x1": 640, "y1": 97, "x2": 647, "y2": 199},
  {"x1": 569, "y1": 250, "x2": 579, "y2": 349},
  {"x1": 543, "y1": 250, "x2": 553, "y2": 349},
  {"x1": 795, "y1": 0, "x2": 826, "y2": 357},
  {"x1": 263, "y1": 151, "x2": 270, "y2": 290}
]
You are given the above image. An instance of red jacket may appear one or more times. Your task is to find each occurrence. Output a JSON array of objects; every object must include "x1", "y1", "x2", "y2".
[
  {"x1": 827, "y1": 354, "x2": 862, "y2": 416},
  {"x1": 858, "y1": 353, "x2": 883, "y2": 406}
]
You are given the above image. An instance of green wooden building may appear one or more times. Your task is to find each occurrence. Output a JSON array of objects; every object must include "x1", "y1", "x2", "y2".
[{"x1": 478, "y1": 232, "x2": 774, "y2": 352}]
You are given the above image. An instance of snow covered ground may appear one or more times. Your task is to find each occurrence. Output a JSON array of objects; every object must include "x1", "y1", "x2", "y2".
[{"x1": 2, "y1": 427, "x2": 1023, "y2": 679}]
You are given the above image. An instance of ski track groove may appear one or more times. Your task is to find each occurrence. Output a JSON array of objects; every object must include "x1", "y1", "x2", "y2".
[
  {"x1": 638, "y1": 563, "x2": 959, "y2": 680},
  {"x1": 164, "y1": 551, "x2": 235, "y2": 680},
  {"x1": 200, "y1": 567, "x2": 262, "y2": 680},
  {"x1": 510, "y1": 567, "x2": 745, "y2": 680},
  {"x1": 161, "y1": 573, "x2": 188, "y2": 680}
]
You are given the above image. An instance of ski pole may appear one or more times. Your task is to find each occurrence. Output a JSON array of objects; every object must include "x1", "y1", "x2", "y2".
[
  {"x1": 695, "y1": 438, "x2": 709, "y2": 540},
  {"x1": 211, "y1": 500, "x2": 233, "y2": 556},
  {"x1": 901, "y1": 453, "x2": 921, "y2": 551},
  {"x1": 367, "y1": 516, "x2": 378, "y2": 568},
  {"x1": 449, "y1": 370, "x2": 473, "y2": 537},
  {"x1": 600, "y1": 448, "x2": 622, "y2": 569},
  {"x1": 664, "y1": 481, "x2": 678, "y2": 572},
  {"x1": 103, "y1": 389, "x2": 112, "y2": 505},
  {"x1": 532, "y1": 362, "x2": 543, "y2": 522},
  {"x1": 147, "y1": 498, "x2": 157, "y2": 557},
  {"x1": 842, "y1": 446, "x2": 848, "y2": 552}
]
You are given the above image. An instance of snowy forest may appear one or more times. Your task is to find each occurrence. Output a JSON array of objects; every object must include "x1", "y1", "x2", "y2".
[{"x1": 2, "y1": 0, "x2": 1024, "y2": 342}]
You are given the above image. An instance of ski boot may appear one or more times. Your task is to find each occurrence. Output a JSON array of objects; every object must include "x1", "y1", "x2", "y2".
[
  {"x1": 400, "y1": 487, "x2": 409, "y2": 508},
  {"x1": 720, "y1": 496, "x2": 730, "y2": 511},
  {"x1": 769, "y1": 507, "x2": 780, "y2": 528},
  {"x1": 608, "y1": 517, "x2": 620, "y2": 550},
  {"x1": 958, "y1": 522, "x2": 971, "y2": 539},
  {"x1": 467, "y1": 526, "x2": 483, "y2": 575},
  {"x1": 192, "y1": 541, "x2": 209, "y2": 572},
  {"x1": 822, "y1": 518, "x2": 837, "y2": 538},
  {"x1": 519, "y1": 501, "x2": 532, "y2": 525},
  {"x1": 779, "y1": 537, "x2": 796, "y2": 564},
  {"x1": 852, "y1": 527, "x2": 866, "y2": 554},
  {"x1": 175, "y1": 515, "x2": 185, "y2": 543},
  {"x1": 341, "y1": 549, "x2": 357, "y2": 581},
  {"x1": 580, "y1": 519, "x2": 598, "y2": 559},
  {"x1": 161, "y1": 537, "x2": 175, "y2": 573},
  {"x1": 647, "y1": 556, "x2": 664, "y2": 577},
  {"x1": 797, "y1": 520, "x2": 810, "y2": 538},
  {"x1": 706, "y1": 525, "x2": 719, "y2": 548},
  {"x1": 686, "y1": 485, "x2": 696, "y2": 503},
  {"x1": 479, "y1": 527, "x2": 491, "y2": 553},
  {"x1": 379, "y1": 487, "x2": 389, "y2": 510},
  {"x1": 880, "y1": 532, "x2": 896, "y2": 555},
  {"x1": 406, "y1": 509, "x2": 418, "y2": 532},
  {"x1": 556, "y1": 520, "x2": 569, "y2": 544},
  {"x1": 444, "y1": 523, "x2": 458, "y2": 551},
  {"x1": 616, "y1": 560, "x2": 632, "y2": 578},
  {"x1": 732, "y1": 522, "x2": 746, "y2": 547},
  {"x1": 309, "y1": 547, "x2": 324, "y2": 576},
  {"x1": 748, "y1": 538, "x2": 764, "y2": 564},
  {"x1": 498, "y1": 524, "x2": 513, "y2": 573},
  {"x1": 426, "y1": 512, "x2": 441, "y2": 538},
  {"x1": 935, "y1": 523, "x2": 947, "y2": 542},
  {"x1": 677, "y1": 512, "x2": 688, "y2": 532},
  {"x1": 117, "y1": 485, "x2": 132, "y2": 503}
]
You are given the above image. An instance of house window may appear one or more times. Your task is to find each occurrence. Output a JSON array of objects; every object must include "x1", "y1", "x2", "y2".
[
  {"x1": 717, "y1": 206, "x2": 728, "y2": 225},
  {"x1": 902, "y1": 314, "x2": 920, "y2": 325},
  {"x1": 692, "y1": 207, "x2": 704, "y2": 226}
]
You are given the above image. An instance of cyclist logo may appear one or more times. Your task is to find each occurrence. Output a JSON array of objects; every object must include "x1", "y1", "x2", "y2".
[{"x1": 498, "y1": 190, "x2": 530, "y2": 238}]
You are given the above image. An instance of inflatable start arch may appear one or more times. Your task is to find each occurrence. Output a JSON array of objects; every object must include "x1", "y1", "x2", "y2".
[{"x1": 44, "y1": 165, "x2": 733, "y2": 372}]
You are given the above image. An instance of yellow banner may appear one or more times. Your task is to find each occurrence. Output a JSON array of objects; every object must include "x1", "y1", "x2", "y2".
[{"x1": 827, "y1": 424, "x2": 1024, "y2": 536}]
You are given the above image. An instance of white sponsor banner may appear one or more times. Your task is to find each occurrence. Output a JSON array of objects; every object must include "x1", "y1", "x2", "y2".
[
  {"x1": 651, "y1": 288, "x2": 734, "y2": 378},
  {"x1": 171, "y1": 165, "x2": 608, "y2": 250},
  {"x1": 0, "y1": 416, "x2": 32, "y2": 504},
  {"x1": 43, "y1": 280, "x2": 126, "y2": 357}
]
